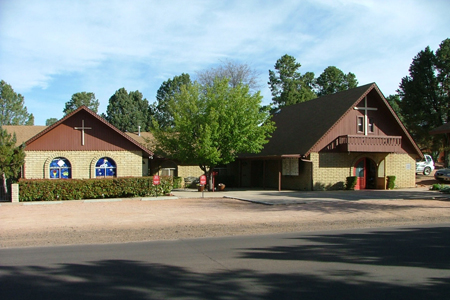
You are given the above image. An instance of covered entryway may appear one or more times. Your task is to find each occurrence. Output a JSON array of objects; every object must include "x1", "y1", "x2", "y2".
[{"x1": 354, "y1": 157, "x2": 377, "y2": 190}]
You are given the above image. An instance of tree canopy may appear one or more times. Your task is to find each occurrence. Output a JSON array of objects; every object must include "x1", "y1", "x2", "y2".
[
  {"x1": 196, "y1": 59, "x2": 261, "y2": 92},
  {"x1": 152, "y1": 73, "x2": 192, "y2": 129},
  {"x1": 152, "y1": 78, "x2": 275, "y2": 188},
  {"x1": 105, "y1": 88, "x2": 150, "y2": 132},
  {"x1": 0, "y1": 80, "x2": 34, "y2": 126},
  {"x1": 0, "y1": 127, "x2": 25, "y2": 194},
  {"x1": 45, "y1": 118, "x2": 58, "y2": 126},
  {"x1": 268, "y1": 55, "x2": 360, "y2": 109},
  {"x1": 396, "y1": 38, "x2": 450, "y2": 157},
  {"x1": 315, "y1": 66, "x2": 358, "y2": 97},
  {"x1": 268, "y1": 54, "x2": 316, "y2": 108},
  {"x1": 64, "y1": 92, "x2": 99, "y2": 115}
]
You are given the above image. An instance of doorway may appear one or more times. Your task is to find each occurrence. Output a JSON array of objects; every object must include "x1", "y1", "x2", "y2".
[{"x1": 354, "y1": 158, "x2": 377, "y2": 190}]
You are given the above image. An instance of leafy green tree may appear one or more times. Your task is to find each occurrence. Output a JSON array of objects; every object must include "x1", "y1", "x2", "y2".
[
  {"x1": 105, "y1": 88, "x2": 150, "y2": 132},
  {"x1": 197, "y1": 59, "x2": 261, "y2": 92},
  {"x1": 315, "y1": 66, "x2": 358, "y2": 96},
  {"x1": 268, "y1": 54, "x2": 316, "y2": 108},
  {"x1": 0, "y1": 127, "x2": 25, "y2": 195},
  {"x1": 397, "y1": 38, "x2": 450, "y2": 160},
  {"x1": 0, "y1": 80, "x2": 34, "y2": 126},
  {"x1": 45, "y1": 118, "x2": 58, "y2": 126},
  {"x1": 152, "y1": 78, "x2": 275, "y2": 189},
  {"x1": 152, "y1": 73, "x2": 192, "y2": 129},
  {"x1": 386, "y1": 94, "x2": 404, "y2": 123},
  {"x1": 64, "y1": 92, "x2": 99, "y2": 115}
]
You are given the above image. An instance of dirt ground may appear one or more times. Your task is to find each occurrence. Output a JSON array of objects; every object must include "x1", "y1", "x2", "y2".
[
  {"x1": 2, "y1": 193, "x2": 450, "y2": 248},
  {"x1": 1, "y1": 171, "x2": 449, "y2": 248}
]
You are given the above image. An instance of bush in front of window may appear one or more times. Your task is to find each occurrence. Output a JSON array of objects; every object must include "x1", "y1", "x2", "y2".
[
  {"x1": 173, "y1": 177, "x2": 183, "y2": 189},
  {"x1": 18, "y1": 176, "x2": 173, "y2": 201}
]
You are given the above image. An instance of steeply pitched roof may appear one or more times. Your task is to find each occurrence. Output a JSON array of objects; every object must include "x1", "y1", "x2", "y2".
[
  {"x1": 246, "y1": 83, "x2": 421, "y2": 157},
  {"x1": 2, "y1": 125, "x2": 47, "y2": 146},
  {"x1": 5, "y1": 106, "x2": 154, "y2": 156}
]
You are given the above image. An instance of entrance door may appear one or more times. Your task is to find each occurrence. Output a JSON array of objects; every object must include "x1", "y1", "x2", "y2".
[{"x1": 354, "y1": 158, "x2": 376, "y2": 190}]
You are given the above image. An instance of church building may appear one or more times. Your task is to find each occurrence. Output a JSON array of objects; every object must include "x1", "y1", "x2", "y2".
[
  {"x1": 229, "y1": 83, "x2": 422, "y2": 190},
  {"x1": 4, "y1": 106, "x2": 155, "y2": 180}
]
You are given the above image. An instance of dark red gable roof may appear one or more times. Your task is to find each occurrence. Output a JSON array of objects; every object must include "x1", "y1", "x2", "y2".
[
  {"x1": 430, "y1": 123, "x2": 450, "y2": 134},
  {"x1": 25, "y1": 106, "x2": 154, "y2": 156},
  {"x1": 243, "y1": 83, "x2": 422, "y2": 158}
]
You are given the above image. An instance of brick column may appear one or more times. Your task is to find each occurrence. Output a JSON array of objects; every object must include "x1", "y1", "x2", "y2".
[{"x1": 11, "y1": 183, "x2": 19, "y2": 202}]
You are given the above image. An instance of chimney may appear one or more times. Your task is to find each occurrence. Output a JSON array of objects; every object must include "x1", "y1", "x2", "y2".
[{"x1": 138, "y1": 126, "x2": 141, "y2": 136}]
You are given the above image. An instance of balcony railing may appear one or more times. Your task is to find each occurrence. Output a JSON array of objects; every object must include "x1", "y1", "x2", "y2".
[{"x1": 330, "y1": 135, "x2": 402, "y2": 152}]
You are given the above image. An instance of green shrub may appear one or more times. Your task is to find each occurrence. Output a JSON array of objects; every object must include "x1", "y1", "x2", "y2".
[
  {"x1": 173, "y1": 176, "x2": 182, "y2": 189},
  {"x1": 430, "y1": 183, "x2": 445, "y2": 190},
  {"x1": 440, "y1": 186, "x2": 450, "y2": 194},
  {"x1": 18, "y1": 176, "x2": 173, "y2": 202},
  {"x1": 345, "y1": 176, "x2": 357, "y2": 190},
  {"x1": 387, "y1": 176, "x2": 396, "y2": 189}
]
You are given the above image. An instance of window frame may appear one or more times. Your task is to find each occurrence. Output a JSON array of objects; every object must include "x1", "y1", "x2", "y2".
[
  {"x1": 95, "y1": 157, "x2": 117, "y2": 178},
  {"x1": 49, "y1": 157, "x2": 72, "y2": 179}
]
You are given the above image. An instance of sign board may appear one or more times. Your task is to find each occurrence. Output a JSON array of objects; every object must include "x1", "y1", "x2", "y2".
[
  {"x1": 282, "y1": 158, "x2": 299, "y2": 176},
  {"x1": 200, "y1": 175, "x2": 207, "y2": 185},
  {"x1": 153, "y1": 175, "x2": 161, "y2": 185}
]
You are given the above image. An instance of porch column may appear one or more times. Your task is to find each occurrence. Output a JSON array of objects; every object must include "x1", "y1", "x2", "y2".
[{"x1": 278, "y1": 159, "x2": 282, "y2": 191}]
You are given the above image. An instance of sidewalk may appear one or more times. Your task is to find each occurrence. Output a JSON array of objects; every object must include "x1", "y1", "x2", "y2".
[{"x1": 172, "y1": 186, "x2": 449, "y2": 205}]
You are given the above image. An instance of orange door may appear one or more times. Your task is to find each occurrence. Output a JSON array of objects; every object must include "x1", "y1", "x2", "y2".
[{"x1": 354, "y1": 158, "x2": 366, "y2": 190}]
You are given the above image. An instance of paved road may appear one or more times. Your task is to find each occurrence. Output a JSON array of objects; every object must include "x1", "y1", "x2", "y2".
[{"x1": 2, "y1": 224, "x2": 450, "y2": 299}]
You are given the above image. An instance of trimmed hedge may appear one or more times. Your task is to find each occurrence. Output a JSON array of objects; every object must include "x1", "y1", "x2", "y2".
[
  {"x1": 18, "y1": 176, "x2": 173, "y2": 202},
  {"x1": 345, "y1": 176, "x2": 357, "y2": 190},
  {"x1": 387, "y1": 176, "x2": 396, "y2": 189}
]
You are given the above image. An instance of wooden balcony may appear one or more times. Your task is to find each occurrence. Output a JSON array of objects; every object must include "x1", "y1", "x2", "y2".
[{"x1": 333, "y1": 135, "x2": 402, "y2": 153}]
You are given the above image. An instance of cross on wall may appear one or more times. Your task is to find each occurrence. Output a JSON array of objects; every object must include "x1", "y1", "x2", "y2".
[
  {"x1": 354, "y1": 96, "x2": 377, "y2": 135},
  {"x1": 74, "y1": 120, "x2": 92, "y2": 146}
]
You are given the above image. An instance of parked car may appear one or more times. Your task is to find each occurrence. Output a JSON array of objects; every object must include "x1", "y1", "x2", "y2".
[
  {"x1": 416, "y1": 154, "x2": 434, "y2": 175},
  {"x1": 434, "y1": 168, "x2": 450, "y2": 182}
]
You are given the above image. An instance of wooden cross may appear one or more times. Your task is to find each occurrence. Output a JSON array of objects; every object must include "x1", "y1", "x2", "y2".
[
  {"x1": 354, "y1": 96, "x2": 377, "y2": 135},
  {"x1": 74, "y1": 120, "x2": 92, "y2": 145}
]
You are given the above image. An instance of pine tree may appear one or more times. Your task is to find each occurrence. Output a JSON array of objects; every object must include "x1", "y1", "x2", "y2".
[{"x1": 0, "y1": 127, "x2": 25, "y2": 195}]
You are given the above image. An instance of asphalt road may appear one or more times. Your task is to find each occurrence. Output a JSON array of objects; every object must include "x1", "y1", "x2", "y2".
[{"x1": 2, "y1": 224, "x2": 450, "y2": 299}]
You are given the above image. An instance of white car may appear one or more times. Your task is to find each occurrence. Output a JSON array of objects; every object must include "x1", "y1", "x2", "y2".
[{"x1": 416, "y1": 154, "x2": 435, "y2": 176}]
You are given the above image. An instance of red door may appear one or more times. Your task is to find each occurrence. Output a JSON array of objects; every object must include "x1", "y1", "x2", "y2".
[{"x1": 354, "y1": 158, "x2": 366, "y2": 190}]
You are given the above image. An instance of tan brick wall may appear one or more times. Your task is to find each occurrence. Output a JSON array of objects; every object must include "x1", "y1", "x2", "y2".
[
  {"x1": 385, "y1": 153, "x2": 416, "y2": 188},
  {"x1": 310, "y1": 152, "x2": 356, "y2": 190},
  {"x1": 309, "y1": 152, "x2": 414, "y2": 190},
  {"x1": 24, "y1": 150, "x2": 143, "y2": 179},
  {"x1": 178, "y1": 165, "x2": 204, "y2": 179}
]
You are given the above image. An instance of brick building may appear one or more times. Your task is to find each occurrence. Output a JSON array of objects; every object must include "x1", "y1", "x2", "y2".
[
  {"x1": 5, "y1": 106, "x2": 185, "y2": 180},
  {"x1": 228, "y1": 83, "x2": 422, "y2": 190}
]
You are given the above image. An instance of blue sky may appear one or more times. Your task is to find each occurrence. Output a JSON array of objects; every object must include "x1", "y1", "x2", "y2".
[{"x1": 1, "y1": 0, "x2": 449, "y2": 125}]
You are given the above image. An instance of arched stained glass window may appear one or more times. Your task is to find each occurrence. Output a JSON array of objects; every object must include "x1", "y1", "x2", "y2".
[
  {"x1": 50, "y1": 157, "x2": 71, "y2": 179},
  {"x1": 95, "y1": 157, "x2": 116, "y2": 178}
]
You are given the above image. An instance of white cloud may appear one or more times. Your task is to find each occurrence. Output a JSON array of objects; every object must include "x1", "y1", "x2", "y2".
[{"x1": 1, "y1": 0, "x2": 449, "y2": 124}]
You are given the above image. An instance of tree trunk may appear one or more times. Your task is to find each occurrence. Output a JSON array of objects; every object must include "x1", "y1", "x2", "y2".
[{"x1": 2, "y1": 173, "x2": 8, "y2": 196}]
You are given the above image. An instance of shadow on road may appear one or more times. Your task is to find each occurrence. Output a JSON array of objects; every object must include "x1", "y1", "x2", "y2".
[{"x1": 1, "y1": 227, "x2": 450, "y2": 299}]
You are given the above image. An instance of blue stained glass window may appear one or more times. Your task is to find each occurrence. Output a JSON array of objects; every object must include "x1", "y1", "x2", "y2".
[
  {"x1": 95, "y1": 157, "x2": 116, "y2": 178},
  {"x1": 50, "y1": 158, "x2": 71, "y2": 179}
]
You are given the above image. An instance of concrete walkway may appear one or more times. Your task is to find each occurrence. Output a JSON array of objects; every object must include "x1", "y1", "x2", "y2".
[{"x1": 171, "y1": 187, "x2": 450, "y2": 205}]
